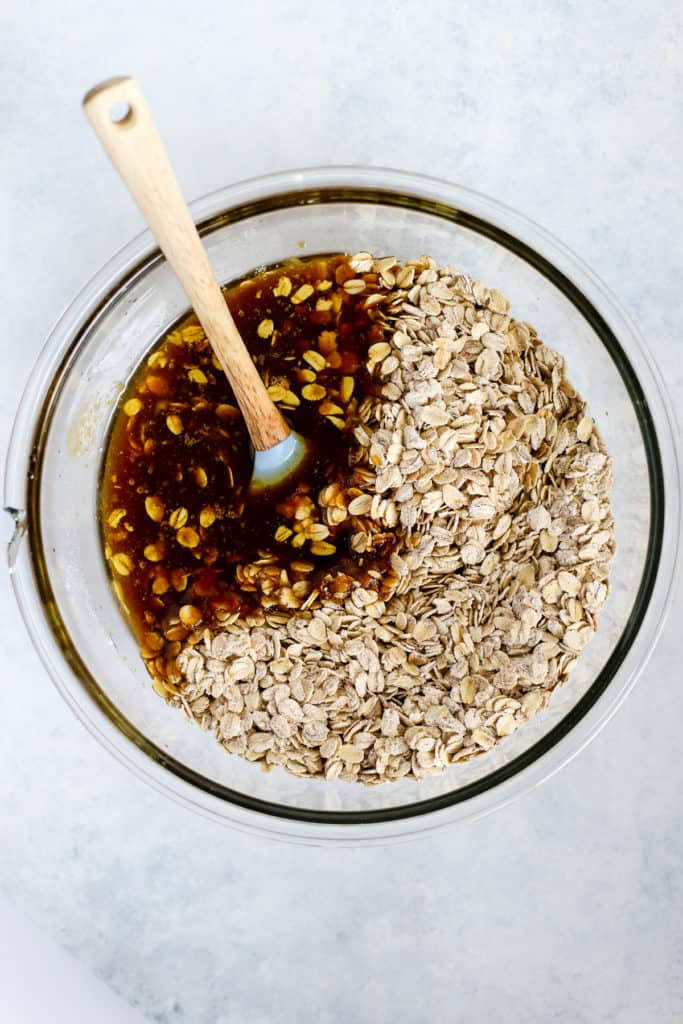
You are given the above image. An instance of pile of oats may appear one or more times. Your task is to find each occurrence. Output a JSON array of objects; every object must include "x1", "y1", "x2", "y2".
[{"x1": 174, "y1": 254, "x2": 615, "y2": 784}]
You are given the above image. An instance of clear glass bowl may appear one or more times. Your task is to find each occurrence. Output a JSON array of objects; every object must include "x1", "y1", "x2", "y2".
[{"x1": 4, "y1": 167, "x2": 680, "y2": 844}]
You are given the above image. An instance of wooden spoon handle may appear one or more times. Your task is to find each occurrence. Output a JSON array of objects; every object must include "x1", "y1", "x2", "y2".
[{"x1": 83, "y1": 76, "x2": 289, "y2": 451}]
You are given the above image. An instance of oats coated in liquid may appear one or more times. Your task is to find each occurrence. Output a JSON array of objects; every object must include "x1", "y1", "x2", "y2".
[{"x1": 102, "y1": 256, "x2": 392, "y2": 682}]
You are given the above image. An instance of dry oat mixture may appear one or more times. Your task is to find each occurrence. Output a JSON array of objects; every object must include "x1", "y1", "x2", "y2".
[{"x1": 103, "y1": 252, "x2": 615, "y2": 784}]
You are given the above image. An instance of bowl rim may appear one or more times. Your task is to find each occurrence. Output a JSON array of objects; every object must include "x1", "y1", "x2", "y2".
[{"x1": 4, "y1": 165, "x2": 681, "y2": 844}]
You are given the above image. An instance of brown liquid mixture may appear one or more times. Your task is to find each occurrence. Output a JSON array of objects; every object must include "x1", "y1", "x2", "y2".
[{"x1": 101, "y1": 255, "x2": 392, "y2": 682}]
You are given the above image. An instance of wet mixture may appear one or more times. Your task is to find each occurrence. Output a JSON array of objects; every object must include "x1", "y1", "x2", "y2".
[{"x1": 103, "y1": 256, "x2": 391, "y2": 676}]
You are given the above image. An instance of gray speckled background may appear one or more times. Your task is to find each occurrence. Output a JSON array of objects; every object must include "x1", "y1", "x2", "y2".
[{"x1": 2, "y1": 2, "x2": 682, "y2": 1021}]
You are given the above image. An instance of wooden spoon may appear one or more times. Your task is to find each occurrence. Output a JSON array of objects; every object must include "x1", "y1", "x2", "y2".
[{"x1": 83, "y1": 76, "x2": 308, "y2": 489}]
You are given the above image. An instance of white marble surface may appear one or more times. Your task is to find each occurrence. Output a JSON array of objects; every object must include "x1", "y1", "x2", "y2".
[
  {"x1": 0, "y1": 893, "x2": 143, "y2": 1022},
  {"x1": 2, "y1": 2, "x2": 682, "y2": 1021}
]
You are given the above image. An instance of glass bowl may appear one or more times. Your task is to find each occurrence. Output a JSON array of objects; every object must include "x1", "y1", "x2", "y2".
[{"x1": 4, "y1": 167, "x2": 680, "y2": 844}]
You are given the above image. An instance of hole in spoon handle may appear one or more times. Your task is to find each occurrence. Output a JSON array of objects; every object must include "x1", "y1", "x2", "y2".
[{"x1": 108, "y1": 99, "x2": 133, "y2": 124}]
